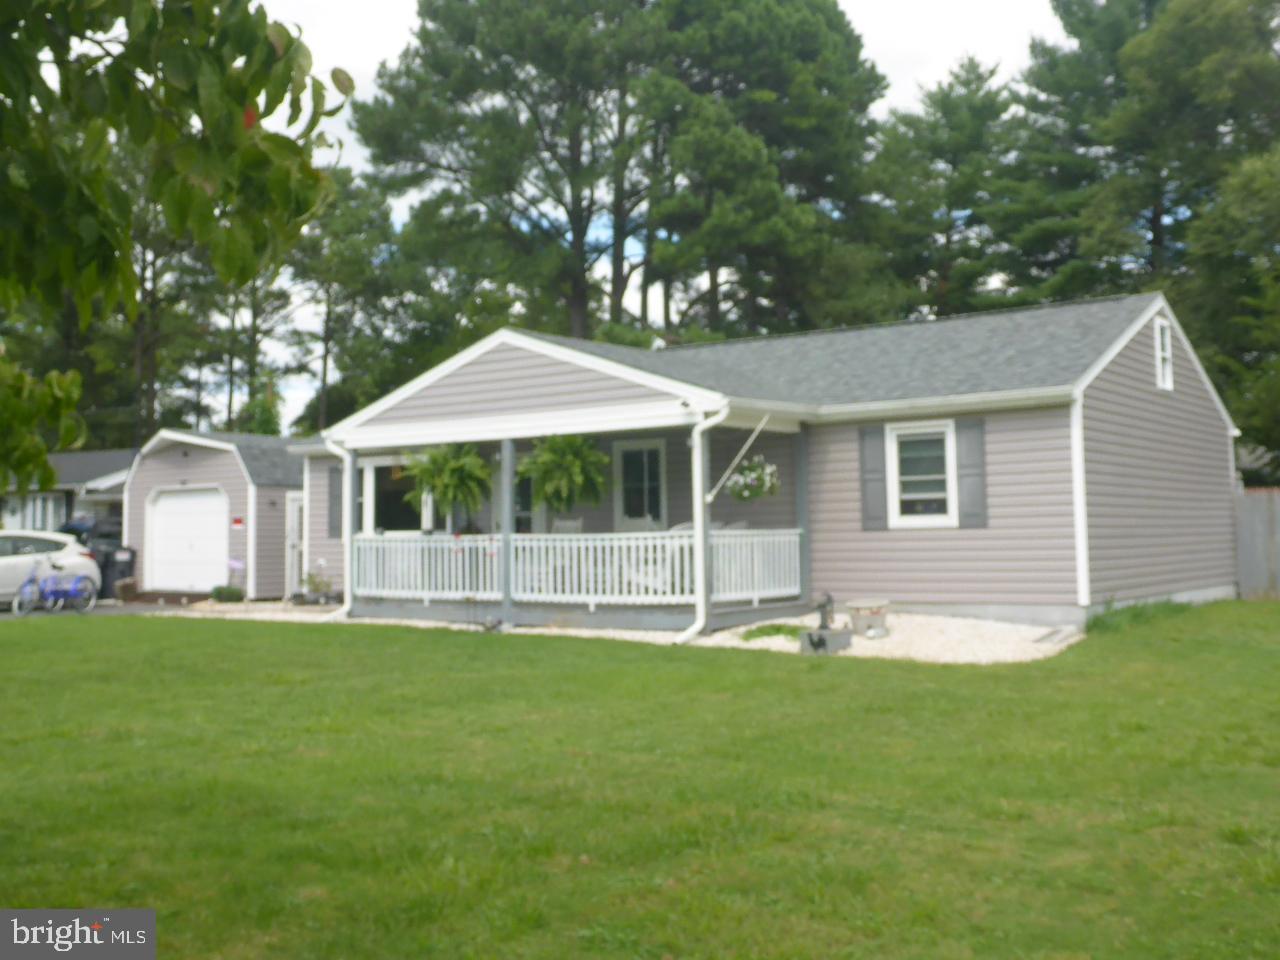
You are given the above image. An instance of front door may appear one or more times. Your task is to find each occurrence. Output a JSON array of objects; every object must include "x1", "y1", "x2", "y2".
[
  {"x1": 285, "y1": 490, "x2": 305, "y2": 596},
  {"x1": 613, "y1": 439, "x2": 666, "y2": 531}
]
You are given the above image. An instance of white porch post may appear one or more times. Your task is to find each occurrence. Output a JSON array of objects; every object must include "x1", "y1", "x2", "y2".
[
  {"x1": 499, "y1": 438, "x2": 515, "y2": 621},
  {"x1": 361, "y1": 464, "x2": 376, "y2": 533},
  {"x1": 323, "y1": 438, "x2": 356, "y2": 619}
]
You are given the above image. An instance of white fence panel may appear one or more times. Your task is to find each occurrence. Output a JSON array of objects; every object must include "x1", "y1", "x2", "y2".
[
  {"x1": 352, "y1": 528, "x2": 803, "y2": 607},
  {"x1": 711, "y1": 529, "x2": 803, "y2": 605},
  {"x1": 353, "y1": 534, "x2": 501, "y2": 601},
  {"x1": 512, "y1": 532, "x2": 696, "y2": 605}
]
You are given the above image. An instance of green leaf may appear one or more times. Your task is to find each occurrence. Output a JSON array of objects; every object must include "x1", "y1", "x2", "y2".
[
  {"x1": 330, "y1": 67, "x2": 354, "y2": 97},
  {"x1": 266, "y1": 23, "x2": 291, "y2": 58},
  {"x1": 129, "y1": 0, "x2": 155, "y2": 36},
  {"x1": 164, "y1": 46, "x2": 198, "y2": 91},
  {"x1": 197, "y1": 58, "x2": 228, "y2": 134}
]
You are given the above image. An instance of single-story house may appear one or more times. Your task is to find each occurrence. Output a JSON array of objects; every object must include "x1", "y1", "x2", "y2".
[
  {"x1": 1, "y1": 448, "x2": 137, "y2": 532},
  {"x1": 297, "y1": 291, "x2": 1238, "y2": 630},
  {"x1": 123, "y1": 430, "x2": 303, "y2": 598}
]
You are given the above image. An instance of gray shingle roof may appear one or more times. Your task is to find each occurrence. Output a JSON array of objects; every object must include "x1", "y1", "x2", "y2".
[
  {"x1": 524, "y1": 293, "x2": 1161, "y2": 407},
  {"x1": 44, "y1": 448, "x2": 137, "y2": 487},
  {"x1": 163, "y1": 431, "x2": 304, "y2": 488}
]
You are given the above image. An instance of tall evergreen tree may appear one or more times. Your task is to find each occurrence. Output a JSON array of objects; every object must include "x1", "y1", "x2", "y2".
[
  {"x1": 874, "y1": 58, "x2": 1013, "y2": 316},
  {"x1": 286, "y1": 169, "x2": 394, "y2": 431}
]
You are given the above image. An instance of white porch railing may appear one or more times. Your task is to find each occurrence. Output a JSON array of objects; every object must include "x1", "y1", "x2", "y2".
[
  {"x1": 352, "y1": 534, "x2": 501, "y2": 601},
  {"x1": 711, "y1": 529, "x2": 804, "y2": 605},
  {"x1": 513, "y1": 532, "x2": 697, "y2": 605},
  {"x1": 352, "y1": 529, "x2": 803, "y2": 607}
]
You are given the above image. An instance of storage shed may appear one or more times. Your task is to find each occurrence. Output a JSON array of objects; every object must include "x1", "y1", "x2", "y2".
[{"x1": 123, "y1": 430, "x2": 303, "y2": 597}]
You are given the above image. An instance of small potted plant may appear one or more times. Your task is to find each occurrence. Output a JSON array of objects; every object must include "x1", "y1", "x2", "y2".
[{"x1": 517, "y1": 435, "x2": 609, "y2": 523}]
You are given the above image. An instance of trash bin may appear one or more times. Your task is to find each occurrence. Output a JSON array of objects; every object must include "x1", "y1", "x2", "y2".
[{"x1": 100, "y1": 546, "x2": 136, "y2": 600}]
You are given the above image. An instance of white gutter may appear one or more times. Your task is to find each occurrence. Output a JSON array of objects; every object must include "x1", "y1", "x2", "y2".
[
  {"x1": 323, "y1": 437, "x2": 356, "y2": 621},
  {"x1": 675, "y1": 405, "x2": 732, "y2": 645}
]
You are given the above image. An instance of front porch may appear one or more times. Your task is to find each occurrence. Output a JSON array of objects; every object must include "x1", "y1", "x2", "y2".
[
  {"x1": 350, "y1": 527, "x2": 805, "y2": 627},
  {"x1": 340, "y1": 420, "x2": 810, "y2": 630},
  {"x1": 321, "y1": 328, "x2": 812, "y2": 633}
]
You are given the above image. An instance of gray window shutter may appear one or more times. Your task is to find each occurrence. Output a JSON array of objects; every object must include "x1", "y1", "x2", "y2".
[
  {"x1": 859, "y1": 425, "x2": 888, "y2": 531},
  {"x1": 327, "y1": 466, "x2": 342, "y2": 539},
  {"x1": 956, "y1": 417, "x2": 987, "y2": 529}
]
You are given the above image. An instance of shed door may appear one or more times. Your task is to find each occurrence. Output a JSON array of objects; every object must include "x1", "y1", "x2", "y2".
[{"x1": 146, "y1": 488, "x2": 229, "y2": 592}]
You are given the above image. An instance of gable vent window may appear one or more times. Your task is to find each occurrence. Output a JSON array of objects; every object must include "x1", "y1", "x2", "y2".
[
  {"x1": 885, "y1": 420, "x2": 959, "y2": 529},
  {"x1": 1155, "y1": 317, "x2": 1174, "y2": 391}
]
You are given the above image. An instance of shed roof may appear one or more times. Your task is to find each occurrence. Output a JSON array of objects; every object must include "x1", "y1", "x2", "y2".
[
  {"x1": 523, "y1": 293, "x2": 1162, "y2": 407},
  {"x1": 157, "y1": 431, "x2": 304, "y2": 488}
]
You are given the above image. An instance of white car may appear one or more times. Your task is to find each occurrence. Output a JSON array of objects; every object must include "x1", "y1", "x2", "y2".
[{"x1": 0, "y1": 530, "x2": 102, "y2": 610}]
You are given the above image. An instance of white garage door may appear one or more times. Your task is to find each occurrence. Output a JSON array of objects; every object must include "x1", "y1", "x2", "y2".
[{"x1": 147, "y1": 488, "x2": 230, "y2": 592}]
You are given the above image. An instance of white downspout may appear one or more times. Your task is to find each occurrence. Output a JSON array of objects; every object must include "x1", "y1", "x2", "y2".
[
  {"x1": 324, "y1": 437, "x2": 355, "y2": 621},
  {"x1": 675, "y1": 405, "x2": 731, "y2": 645}
]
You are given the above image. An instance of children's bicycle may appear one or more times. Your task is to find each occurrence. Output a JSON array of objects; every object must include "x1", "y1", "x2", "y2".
[{"x1": 12, "y1": 559, "x2": 98, "y2": 617}]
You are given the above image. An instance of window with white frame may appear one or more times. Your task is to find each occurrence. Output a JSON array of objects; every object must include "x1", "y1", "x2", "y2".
[
  {"x1": 613, "y1": 439, "x2": 666, "y2": 530},
  {"x1": 1154, "y1": 317, "x2": 1174, "y2": 391},
  {"x1": 885, "y1": 420, "x2": 959, "y2": 529}
]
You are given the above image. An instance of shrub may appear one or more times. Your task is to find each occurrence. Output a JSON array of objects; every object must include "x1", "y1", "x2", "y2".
[{"x1": 210, "y1": 585, "x2": 246, "y2": 603}]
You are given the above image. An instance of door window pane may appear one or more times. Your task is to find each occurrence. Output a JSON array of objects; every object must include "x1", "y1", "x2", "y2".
[{"x1": 621, "y1": 447, "x2": 663, "y2": 523}]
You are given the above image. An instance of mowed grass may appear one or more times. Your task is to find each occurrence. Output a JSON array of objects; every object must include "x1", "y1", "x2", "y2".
[{"x1": 1, "y1": 604, "x2": 1278, "y2": 959}]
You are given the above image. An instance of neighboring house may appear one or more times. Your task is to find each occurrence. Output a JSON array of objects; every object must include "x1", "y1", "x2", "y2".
[
  {"x1": 1, "y1": 448, "x2": 137, "y2": 532},
  {"x1": 297, "y1": 292, "x2": 1238, "y2": 630},
  {"x1": 123, "y1": 430, "x2": 303, "y2": 597}
]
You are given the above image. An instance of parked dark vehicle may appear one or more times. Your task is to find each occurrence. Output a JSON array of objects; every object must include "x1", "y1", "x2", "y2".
[{"x1": 58, "y1": 516, "x2": 132, "y2": 599}]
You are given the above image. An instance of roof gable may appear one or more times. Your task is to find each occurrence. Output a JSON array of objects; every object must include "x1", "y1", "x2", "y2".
[{"x1": 330, "y1": 331, "x2": 727, "y2": 441}]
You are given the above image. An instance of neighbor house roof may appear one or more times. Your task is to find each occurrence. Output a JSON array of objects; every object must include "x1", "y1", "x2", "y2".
[
  {"x1": 45, "y1": 448, "x2": 138, "y2": 486},
  {"x1": 522, "y1": 293, "x2": 1165, "y2": 408},
  {"x1": 5, "y1": 447, "x2": 137, "y2": 495},
  {"x1": 150, "y1": 430, "x2": 304, "y2": 488}
]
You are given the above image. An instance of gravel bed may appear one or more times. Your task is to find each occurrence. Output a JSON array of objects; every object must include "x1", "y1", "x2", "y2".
[{"x1": 140, "y1": 603, "x2": 1081, "y2": 665}]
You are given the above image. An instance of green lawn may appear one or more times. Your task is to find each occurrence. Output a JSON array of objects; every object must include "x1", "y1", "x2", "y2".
[{"x1": 2, "y1": 604, "x2": 1278, "y2": 959}]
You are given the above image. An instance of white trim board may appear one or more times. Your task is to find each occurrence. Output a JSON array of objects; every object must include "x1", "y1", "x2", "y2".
[
  {"x1": 1069, "y1": 396, "x2": 1091, "y2": 608},
  {"x1": 326, "y1": 327, "x2": 727, "y2": 441},
  {"x1": 338, "y1": 401, "x2": 704, "y2": 451},
  {"x1": 247, "y1": 480, "x2": 258, "y2": 599}
]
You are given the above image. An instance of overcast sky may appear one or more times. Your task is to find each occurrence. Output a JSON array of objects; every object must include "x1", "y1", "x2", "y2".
[{"x1": 257, "y1": 0, "x2": 1069, "y2": 427}]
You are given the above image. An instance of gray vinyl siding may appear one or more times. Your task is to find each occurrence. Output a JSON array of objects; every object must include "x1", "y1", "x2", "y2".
[
  {"x1": 364, "y1": 342, "x2": 667, "y2": 428},
  {"x1": 306, "y1": 455, "x2": 345, "y2": 591},
  {"x1": 125, "y1": 444, "x2": 249, "y2": 593},
  {"x1": 467, "y1": 428, "x2": 798, "y2": 532},
  {"x1": 254, "y1": 486, "x2": 292, "y2": 599},
  {"x1": 1083, "y1": 318, "x2": 1236, "y2": 603},
  {"x1": 808, "y1": 407, "x2": 1078, "y2": 605}
]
